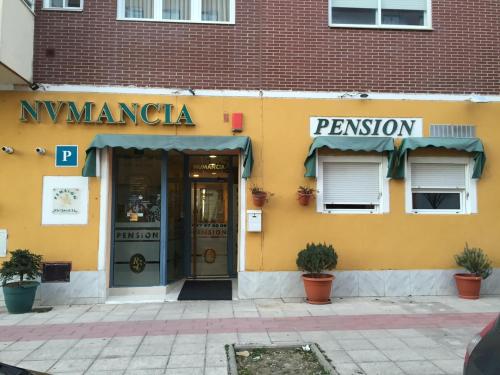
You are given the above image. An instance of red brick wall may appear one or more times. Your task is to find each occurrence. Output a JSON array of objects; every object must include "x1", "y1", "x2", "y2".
[{"x1": 33, "y1": 0, "x2": 500, "y2": 94}]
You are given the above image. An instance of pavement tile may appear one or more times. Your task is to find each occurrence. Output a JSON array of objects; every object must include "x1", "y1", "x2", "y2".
[
  {"x1": 359, "y1": 361, "x2": 404, "y2": 375},
  {"x1": 164, "y1": 368, "x2": 203, "y2": 375},
  {"x1": 135, "y1": 344, "x2": 172, "y2": 356},
  {"x1": 332, "y1": 362, "x2": 366, "y2": 375},
  {"x1": 390, "y1": 329, "x2": 426, "y2": 338},
  {"x1": 432, "y1": 359, "x2": 464, "y2": 374},
  {"x1": 317, "y1": 340, "x2": 343, "y2": 351},
  {"x1": 48, "y1": 358, "x2": 93, "y2": 373},
  {"x1": 205, "y1": 367, "x2": 228, "y2": 375},
  {"x1": 88, "y1": 357, "x2": 132, "y2": 371},
  {"x1": 413, "y1": 347, "x2": 461, "y2": 360},
  {"x1": 73, "y1": 338, "x2": 110, "y2": 348},
  {"x1": 396, "y1": 360, "x2": 445, "y2": 375},
  {"x1": 109, "y1": 337, "x2": 144, "y2": 347},
  {"x1": 339, "y1": 339, "x2": 376, "y2": 351},
  {"x1": 127, "y1": 355, "x2": 168, "y2": 369},
  {"x1": 171, "y1": 342, "x2": 206, "y2": 355},
  {"x1": 381, "y1": 348, "x2": 425, "y2": 361},
  {"x1": 85, "y1": 371, "x2": 124, "y2": 375},
  {"x1": 238, "y1": 332, "x2": 271, "y2": 344},
  {"x1": 323, "y1": 350, "x2": 355, "y2": 364},
  {"x1": 4, "y1": 340, "x2": 45, "y2": 351},
  {"x1": 174, "y1": 334, "x2": 207, "y2": 344},
  {"x1": 207, "y1": 333, "x2": 238, "y2": 344},
  {"x1": 358, "y1": 330, "x2": 393, "y2": 339},
  {"x1": 401, "y1": 337, "x2": 441, "y2": 348},
  {"x1": 0, "y1": 341, "x2": 14, "y2": 350},
  {"x1": 100, "y1": 345, "x2": 138, "y2": 358},
  {"x1": 167, "y1": 354, "x2": 205, "y2": 368},
  {"x1": 16, "y1": 359, "x2": 56, "y2": 372},
  {"x1": 268, "y1": 331, "x2": 302, "y2": 343},
  {"x1": 369, "y1": 337, "x2": 407, "y2": 350},
  {"x1": 329, "y1": 331, "x2": 364, "y2": 339},
  {"x1": 142, "y1": 335, "x2": 175, "y2": 345},
  {"x1": 205, "y1": 352, "x2": 227, "y2": 367},
  {"x1": 124, "y1": 370, "x2": 164, "y2": 375},
  {"x1": 25, "y1": 347, "x2": 66, "y2": 361},
  {"x1": 62, "y1": 346, "x2": 103, "y2": 359},
  {"x1": 347, "y1": 350, "x2": 389, "y2": 363}
]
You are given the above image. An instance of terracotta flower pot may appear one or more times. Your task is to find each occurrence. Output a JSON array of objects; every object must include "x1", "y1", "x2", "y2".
[
  {"x1": 298, "y1": 193, "x2": 313, "y2": 206},
  {"x1": 302, "y1": 274, "x2": 335, "y2": 304},
  {"x1": 454, "y1": 273, "x2": 482, "y2": 299},
  {"x1": 252, "y1": 192, "x2": 267, "y2": 207}
]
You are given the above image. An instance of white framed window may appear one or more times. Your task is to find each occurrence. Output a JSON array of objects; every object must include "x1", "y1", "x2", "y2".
[
  {"x1": 405, "y1": 157, "x2": 477, "y2": 214},
  {"x1": 43, "y1": 0, "x2": 83, "y2": 11},
  {"x1": 22, "y1": 0, "x2": 35, "y2": 11},
  {"x1": 117, "y1": 0, "x2": 235, "y2": 24},
  {"x1": 317, "y1": 155, "x2": 390, "y2": 214},
  {"x1": 329, "y1": 0, "x2": 432, "y2": 29}
]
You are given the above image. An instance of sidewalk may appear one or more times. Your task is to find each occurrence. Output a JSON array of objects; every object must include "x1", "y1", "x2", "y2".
[{"x1": 0, "y1": 296, "x2": 499, "y2": 375}]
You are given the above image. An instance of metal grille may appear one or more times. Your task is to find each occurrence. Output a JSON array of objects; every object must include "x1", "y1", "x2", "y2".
[{"x1": 430, "y1": 125, "x2": 476, "y2": 138}]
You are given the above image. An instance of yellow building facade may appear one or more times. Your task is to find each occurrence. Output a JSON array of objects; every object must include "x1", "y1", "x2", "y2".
[{"x1": 1, "y1": 89, "x2": 499, "y2": 304}]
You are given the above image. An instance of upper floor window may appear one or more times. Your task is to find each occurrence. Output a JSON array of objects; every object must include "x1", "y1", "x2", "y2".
[
  {"x1": 330, "y1": 0, "x2": 431, "y2": 29},
  {"x1": 117, "y1": 0, "x2": 234, "y2": 24},
  {"x1": 43, "y1": 0, "x2": 83, "y2": 10},
  {"x1": 22, "y1": 0, "x2": 34, "y2": 10}
]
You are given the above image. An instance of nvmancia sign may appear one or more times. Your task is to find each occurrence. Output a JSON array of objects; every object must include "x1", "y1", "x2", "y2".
[
  {"x1": 310, "y1": 117, "x2": 423, "y2": 138},
  {"x1": 19, "y1": 100, "x2": 194, "y2": 126}
]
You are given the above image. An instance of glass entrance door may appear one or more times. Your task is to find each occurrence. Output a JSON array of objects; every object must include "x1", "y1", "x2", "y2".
[
  {"x1": 112, "y1": 149, "x2": 162, "y2": 286},
  {"x1": 191, "y1": 182, "x2": 229, "y2": 277}
]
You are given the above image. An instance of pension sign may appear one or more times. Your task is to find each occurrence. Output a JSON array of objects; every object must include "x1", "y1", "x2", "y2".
[{"x1": 310, "y1": 117, "x2": 423, "y2": 138}]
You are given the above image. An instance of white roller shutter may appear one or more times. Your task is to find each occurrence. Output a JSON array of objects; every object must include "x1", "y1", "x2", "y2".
[
  {"x1": 323, "y1": 162, "x2": 381, "y2": 204},
  {"x1": 381, "y1": 0, "x2": 427, "y2": 10},
  {"x1": 332, "y1": 0, "x2": 377, "y2": 9},
  {"x1": 411, "y1": 163, "x2": 466, "y2": 189}
]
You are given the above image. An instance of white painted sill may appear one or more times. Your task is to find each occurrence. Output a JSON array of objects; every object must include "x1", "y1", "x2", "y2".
[
  {"x1": 116, "y1": 17, "x2": 235, "y2": 25},
  {"x1": 329, "y1": 24, "x2": 433, "y2": 31},
  {"x1": 42, "y1": 7, "x2": 83, "y2": 12}
]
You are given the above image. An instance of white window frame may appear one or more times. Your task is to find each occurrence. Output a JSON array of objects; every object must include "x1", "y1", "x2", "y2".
[
  {"x1": 117, "y1": 0, "x2": 235, "y2": 25},
  {"x1": 328, "y1": 0, "x2": 432, "y2": 30},
  {"x1": 316, "y1": 154, "x2": 390, "y2": 215},
  {"x1": 43, "y1": 0, "x2": 84, "y2": 11},
  {"x1": 405, "y1": 156, "x2": 477, "y2": 215}
]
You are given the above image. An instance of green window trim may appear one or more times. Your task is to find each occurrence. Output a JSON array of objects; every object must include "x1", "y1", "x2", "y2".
[
  {"x1": 82, "y1": 134, "x2": 253, "y2": 178},
  {"x1": 304, "y1": 136, "x2": 396, "y2": 178},
  {"x1": 393, "y1": 137, "x2": 486, "y2": 179}
]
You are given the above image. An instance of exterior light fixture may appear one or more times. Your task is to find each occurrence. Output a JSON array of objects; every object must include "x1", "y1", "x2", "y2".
[
  {"x1": 359, "y1": 93, "x2": 370, "y2": 98},
  {"x1": 1, "y1": 146, "x2": 14, "y2": 154},
  {"x1": 35, "y1": 147, "x2": 46, "y2": 155},
  {"x1": 193, "y1": 174, "x2": 200, "y2": 178},
  {"x1": 209, "y1": 155, "x2": 217, "y2": 159}
]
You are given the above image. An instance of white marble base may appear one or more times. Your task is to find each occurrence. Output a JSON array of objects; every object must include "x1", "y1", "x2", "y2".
[
  {"x1": 238, "y1": 269, "x2": 500, "y2": 299},
  {"x1": 0, "y1": 271, "x2": 106, "y2": 307}
]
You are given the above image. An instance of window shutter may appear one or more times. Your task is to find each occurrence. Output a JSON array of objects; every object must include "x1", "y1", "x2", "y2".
[
  {"x1": 323, "y1": 162, "x2": 380, "y2": 204},
  {"x1": 332, "y1": 0, "x2": 378, "y2": 9},
  {"x1": 381, "y1": 0, "x2": 427, "y2": 11},
  {"x1": 411, "y1": 163, "x2": 466, "y2": 189}
]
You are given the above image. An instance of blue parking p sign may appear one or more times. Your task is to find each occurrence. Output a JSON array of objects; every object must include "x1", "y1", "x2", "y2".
[{"x1": 55, "y1": 145, "x2": 78, "y2": 167}]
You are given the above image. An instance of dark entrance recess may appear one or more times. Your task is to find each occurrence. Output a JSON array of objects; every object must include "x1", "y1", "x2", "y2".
[{"x1": 178, "y1": 280, "x2": 232, "y2": 300}]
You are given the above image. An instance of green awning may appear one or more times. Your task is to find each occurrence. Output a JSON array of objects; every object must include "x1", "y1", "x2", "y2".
[
  {"x1": 82, "y1": 134, "x2": 253, "y2": 178},
  {"x1": 304, "y1": 136, "x2": 396, "y2": 177},
  {"x1": 393, "y1": 137, "x2": 486, "y2": 179}
]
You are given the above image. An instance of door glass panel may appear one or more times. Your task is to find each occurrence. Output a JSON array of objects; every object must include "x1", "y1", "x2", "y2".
[
  {"x1": 191, "y1": 182, "x2": 228, "y2": 277},
  {"x1": 167, "y1": 151, "x2": 185, "y2": 281},
  {"x1": 189, "y1": 155, "x2": 232, "y2": 178},
  {"x1": 113, "y1": 149, "x2": 162, "y2": 286}
]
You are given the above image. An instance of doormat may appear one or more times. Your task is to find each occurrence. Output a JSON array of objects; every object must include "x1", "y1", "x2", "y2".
[{"x1": 178, "y1": 280, "x2": 232, "y2": 301}]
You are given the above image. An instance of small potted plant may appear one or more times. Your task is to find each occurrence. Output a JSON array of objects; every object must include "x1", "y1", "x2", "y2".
[
  {"x1": 250, "y1": 185, "x2": 271, "y2": 207},
  {"x1": 454, "y1": 243, "x2": 492, "y2": 300},
  {"x1": 1, "y1": 249, "x2": 43, "y2": 314},
  {"x1": 297, "y1": 186, "x2": 315, "y2": 206},
  {"x1": 296, "y1": 243, "x2": 338, "y2": 304}
]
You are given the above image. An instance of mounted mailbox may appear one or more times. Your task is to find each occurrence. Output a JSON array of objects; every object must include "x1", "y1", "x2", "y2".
[{"x1": 247, "y1": 210, "x2": 262, "y2": 232}]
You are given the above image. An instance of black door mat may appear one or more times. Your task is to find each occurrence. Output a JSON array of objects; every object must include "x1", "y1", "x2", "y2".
[{"x1": 178, "y1": 280, "x2": 232, "y2": 301}]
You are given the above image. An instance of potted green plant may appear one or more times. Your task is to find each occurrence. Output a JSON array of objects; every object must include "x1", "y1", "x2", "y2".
[
  {"x1": 296, "y1": 243, "x2": 338, "y2": 304},
  {"x1": 454, "y1": 243, "x2": 492, "y2": 300},
  {"x1": 250, "y1": 185, "x2": 271, "y2": 207},
  {"x1": 297, "y1": 186, "x2": 315, "y2": 206},
  {"x1": 1, "y1": 249, "x2": 43, "y2": 314}
]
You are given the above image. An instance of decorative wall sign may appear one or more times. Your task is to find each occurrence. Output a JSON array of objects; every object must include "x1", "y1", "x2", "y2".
[
  {"x1": 42, "y1": 176, "x2": 89, "y2": 225},
  {"x1": 310, "y1": 117, "x2": 423, "y2": 138},
  {"x1": 129, "y1": 253, "x2": 146, "y2": 273}
]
